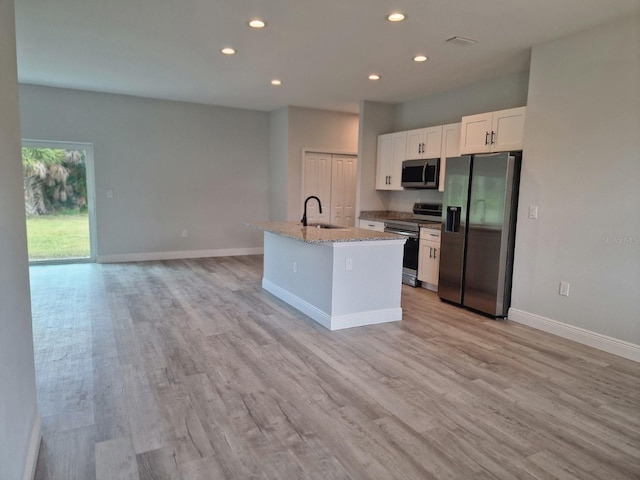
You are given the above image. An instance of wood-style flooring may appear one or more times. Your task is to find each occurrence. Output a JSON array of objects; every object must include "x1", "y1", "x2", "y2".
[{"x1": 30, "y1": 256, "x2": 640, "y2": 479}]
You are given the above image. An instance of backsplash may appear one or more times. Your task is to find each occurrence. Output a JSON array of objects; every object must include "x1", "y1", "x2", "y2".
[{"x1": 387, "y1": 189, "x2": 444, "y2": 213}]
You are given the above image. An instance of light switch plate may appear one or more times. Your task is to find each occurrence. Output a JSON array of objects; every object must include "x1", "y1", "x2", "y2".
[
  {"x1": 559, "y1": 281, "x2": 570, "y2": 297},
  {"x1": 528, "y1": 205, "x2": 538, "y2": 219}
]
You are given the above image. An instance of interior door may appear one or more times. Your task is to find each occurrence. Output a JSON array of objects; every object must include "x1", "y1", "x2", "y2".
[
  {"x1": 302, "y1": 152, "x2": 332, "y2": 223},
  {"x1": 330, "y1": 154, "x2": 357, "y2": 226},
  {"x1": 303, "y1": 152, "x2": 357, "y2": 227}
]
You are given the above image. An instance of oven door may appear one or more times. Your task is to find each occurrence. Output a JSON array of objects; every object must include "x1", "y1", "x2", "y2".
[{"x1": 384, "y1": 227, "x2": 421, "y2": 286}]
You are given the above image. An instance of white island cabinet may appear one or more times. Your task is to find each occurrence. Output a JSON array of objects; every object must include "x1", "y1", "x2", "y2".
[{"x1": 248, "y1": 222, "x2": 406, "y2": 330}]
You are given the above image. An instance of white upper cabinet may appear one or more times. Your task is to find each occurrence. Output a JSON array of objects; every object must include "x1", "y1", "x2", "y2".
[
  {"x1": 438, "y1": 123, "x2": 461, "y2": 192},
  {"x1": 459, "y1": 107, "x2": 526, "y2": 154},
  {"x1": 405, "y1": 125, "x2": 443, "y2": 159},
  {"x1": 375, "y1": 131, "x2": 406, "y2": 190}
]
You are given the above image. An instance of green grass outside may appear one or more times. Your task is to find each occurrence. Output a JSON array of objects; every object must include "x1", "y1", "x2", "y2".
[{"x1": 26, "y1": 213, "x2": 90, "y2": 260}]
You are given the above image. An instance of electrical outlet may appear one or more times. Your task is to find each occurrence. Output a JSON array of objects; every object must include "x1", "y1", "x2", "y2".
[
  {"x1": 528, "y1": 205, "x2": 538, "y2": 219},
  {"x1": 106, "y1": 189, "x2": 114, "y2": 199},
  {"x1": 181, "y1": 229, "x2": 188, "y2": 238},
  {"x1": 559, "y1": 281, "x2": 570, "y2": 297},
  {"x1": 345, "y1": 258, "x2": 353, "y2": 271}
]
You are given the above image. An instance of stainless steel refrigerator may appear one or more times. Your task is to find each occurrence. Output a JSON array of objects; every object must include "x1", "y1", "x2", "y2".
[{"x1": 438, "y1": 152, "x2": 521, "y2": 317}]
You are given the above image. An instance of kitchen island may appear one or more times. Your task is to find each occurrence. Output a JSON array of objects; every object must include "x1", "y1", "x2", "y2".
[{"x1": 247, "y1": 222, "x2": 406, "y2": 330}]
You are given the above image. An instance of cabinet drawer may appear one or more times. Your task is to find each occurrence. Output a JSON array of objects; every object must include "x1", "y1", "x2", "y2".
[{"x1": 359, "y1": 219, "x2": 385, "y2": 232}]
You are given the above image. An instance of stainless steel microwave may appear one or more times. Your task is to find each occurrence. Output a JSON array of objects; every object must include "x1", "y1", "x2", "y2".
[{"x1": 401, "y1": 158, "x2": 440, "y2": 189}]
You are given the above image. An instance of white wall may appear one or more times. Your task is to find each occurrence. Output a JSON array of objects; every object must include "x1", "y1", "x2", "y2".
[
  {"x1": 511, "y1": 15, "x2": 640, "y2": 351},
  {"x1": 394, "y1": 72, "x2": 530, "y2": 131},
  {"x1": 18, "y1": 84, "x2": 270, "y2": 260},
  {"x1": 357, "y1": 100, "x2": 395, "y2": 212},
  {"x1": 286, "y1": 107, "x2": 359, "y2": 221},
  {"x1": 269, "y1": 107, "x2": 289, "y2": 221},
  {"x1": 0, "y1": 1, "x2": 40, "y2": 478}
]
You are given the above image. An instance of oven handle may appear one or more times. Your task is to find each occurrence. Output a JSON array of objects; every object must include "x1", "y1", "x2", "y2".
[{"x1": 385, "y1": 229, "x2": 419, "y2": 238}]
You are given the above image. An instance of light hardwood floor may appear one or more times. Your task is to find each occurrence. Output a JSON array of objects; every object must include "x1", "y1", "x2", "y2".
[{"x1": 30, "y1": 256, "x2": 640, "y2": 479}]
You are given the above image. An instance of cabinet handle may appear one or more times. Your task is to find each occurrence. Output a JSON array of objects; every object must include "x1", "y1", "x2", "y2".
[
  {"x1": 490, "y1": 131, "x2": 495, "y2": 145},
  {"x1": 429, "y1": 246, "x2": 433, "y2": 259},
  {"x1": 485, "y1": 132, "x2": 489, "y2": 145},
  {"x1": 433, "y1": 248, "x2": 437, "y2": 259}
]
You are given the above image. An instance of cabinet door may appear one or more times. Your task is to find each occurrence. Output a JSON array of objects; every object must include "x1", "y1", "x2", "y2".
[
  {"x1": 375, "y1": 133, "x2": 393, "y2": 190},
  {"x1": 460, "y1": 112, "x2": 492, "y2": 154},
  {"x1": 405, "y1": 129, "x2": 424, "y2": 159},
  {"x1": 429, "y1": 239, "x2": 441, "y2": 287},
  {"x1": 418, "y1": 239, "x2": 441, "y2": 286},
  {"x1": 491, "y1": 107, "x2": 526, "y2": 152},
  {"x1": 439, "y1": 123, "x2": 461, "y2": 192},
  {"x1": 330, "y1": 155, "x2": 357, "y2": 226},
  {"x1": 422, "y1": 125, "x2": 443, "y2": 158},
  {"x1": 418, "y1": 239, "x2": 430, "y2": 282},
  {"x1": 389, "y1": 131, "x2": 406, "y2": 190}
]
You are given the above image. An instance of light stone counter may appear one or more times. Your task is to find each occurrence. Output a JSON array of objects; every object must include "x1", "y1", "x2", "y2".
[{"x1": 247, "y1": 221, "x2": 402, "y2": 243}]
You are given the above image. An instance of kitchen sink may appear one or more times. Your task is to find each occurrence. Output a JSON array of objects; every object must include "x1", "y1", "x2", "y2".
[{"x1": 307, "y1": 223, "x2": 345, "y2": 229}]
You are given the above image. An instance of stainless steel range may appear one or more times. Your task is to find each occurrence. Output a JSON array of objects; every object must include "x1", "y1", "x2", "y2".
[{"x1": 384, "y1": 203, "x2": 442, "y2": 287}]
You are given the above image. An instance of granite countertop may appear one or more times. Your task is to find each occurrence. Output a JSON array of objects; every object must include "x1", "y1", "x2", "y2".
[{"x1": 246, "y1": 222, "x2": 405, "y2": 244}]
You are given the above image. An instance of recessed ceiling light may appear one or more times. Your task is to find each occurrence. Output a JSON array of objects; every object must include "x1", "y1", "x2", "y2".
[
  {"x1": 271, "y1": 79, "x2": 282, "y2": 86},
  {"x1": 221, "y1": 47, "x2": 236, "y2": 55},
  {"x1": 387, "y1": 12, "x2": 405, "y2": 22},
  {"x1": 248, "y1": 19, "x2": 266, "y2": 28},
  {"x1": 368, "y1": 74, "x2": 381, "y2": 81},
  {"x1": 413, "y1": 55, "x2": 428, "y2": 62}
]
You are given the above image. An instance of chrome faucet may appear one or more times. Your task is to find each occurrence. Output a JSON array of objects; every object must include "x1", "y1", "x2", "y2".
[{"x1": 301, "y1": 196, "x2": 322, "y2": 226}]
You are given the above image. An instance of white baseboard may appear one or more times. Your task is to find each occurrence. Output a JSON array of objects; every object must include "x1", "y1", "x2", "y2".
[
  {"x1": 262, "y1": 279, "x2": 402, "y2": 331},
  {"x1": 508, "y1": 308, "x2": 640, "y2": 363},
  {"x1": 23, "y1": 412, "x2": 41, "y2": 480},
  {"x1": 97, "y1": 247, "x2": 263, "y2": 263}
]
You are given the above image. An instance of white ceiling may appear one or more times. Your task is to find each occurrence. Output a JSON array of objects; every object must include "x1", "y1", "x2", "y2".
[{"x1": 14, "y1": 0, "x2": 640, "y2": 113}]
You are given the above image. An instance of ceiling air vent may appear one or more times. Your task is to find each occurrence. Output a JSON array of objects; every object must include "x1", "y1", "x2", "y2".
[{"x1": 446, "y1": 36, "x2": 478, "y2": 46}]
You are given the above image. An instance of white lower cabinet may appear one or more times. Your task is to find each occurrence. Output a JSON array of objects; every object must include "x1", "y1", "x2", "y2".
[
  {"x1": 418, "y1": 228, "x2": 441, "y2": 291},
  {"x1": 359, "y1": 219, "x2": 385, "y2": 232}
]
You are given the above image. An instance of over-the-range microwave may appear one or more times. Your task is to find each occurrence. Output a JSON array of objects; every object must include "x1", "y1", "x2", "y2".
[{"x1": 401, "y1": 158, "x2": 440, "y2": 189}]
